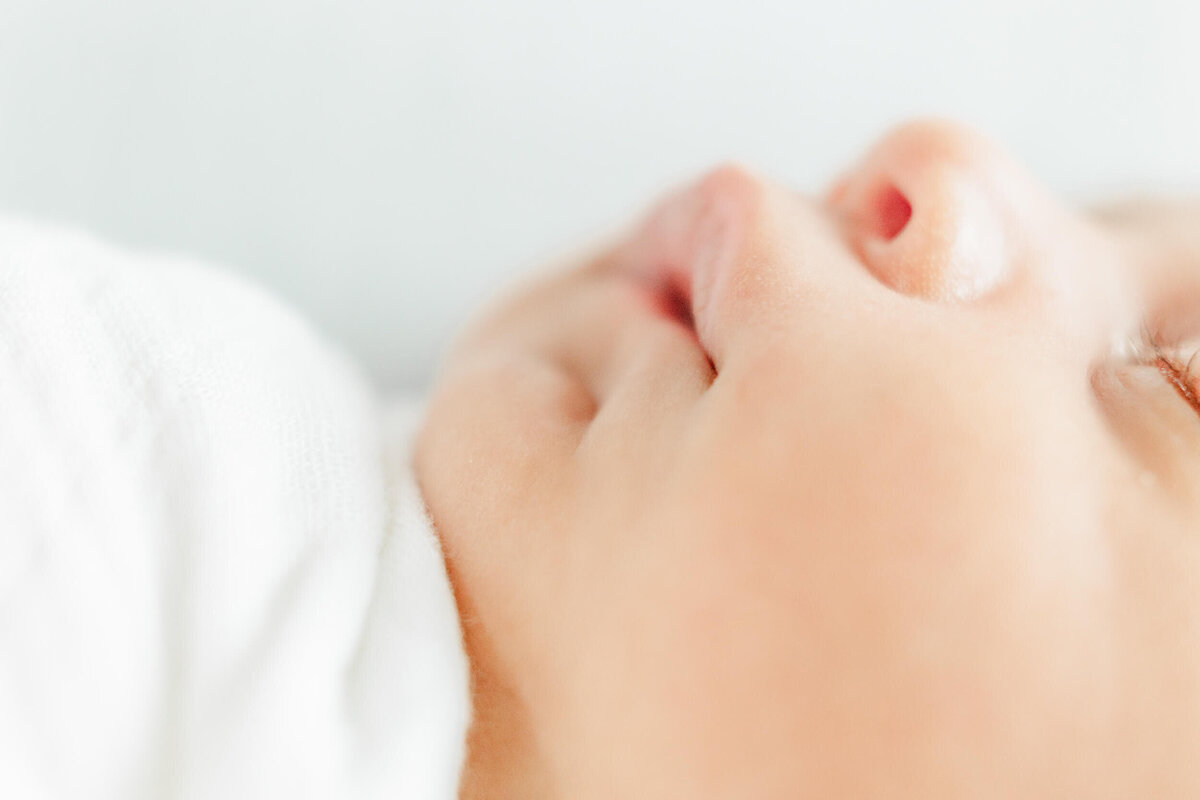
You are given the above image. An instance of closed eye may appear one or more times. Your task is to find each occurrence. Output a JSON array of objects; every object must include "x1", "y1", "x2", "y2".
[
  {"x1": 1153, "y1": 351, "x2": 1200, "y2": 414},
  {"x1": 1138, "y1": 322, "x2": 1200, "y2": 415}
]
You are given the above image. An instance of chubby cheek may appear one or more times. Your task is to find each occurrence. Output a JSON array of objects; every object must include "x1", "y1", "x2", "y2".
[
  {"x1": 633, "y1": 348, "x2": 1130, "y2": 790},
  {"x1": 571, "y1": 499, "x2": 1123, "y2": 796},
  {"x1": 683, "y1": 324, "x2": 1111, "y2": 554}
]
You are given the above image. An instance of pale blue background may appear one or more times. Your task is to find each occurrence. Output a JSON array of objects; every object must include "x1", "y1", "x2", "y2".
[{"x1": 2, "y1": 0, "x2": 1197, "y2": 387}]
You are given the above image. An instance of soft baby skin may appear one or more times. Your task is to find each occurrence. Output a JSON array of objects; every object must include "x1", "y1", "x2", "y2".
[{"x1": 417, "y1": 120, "x2": 1200, "y2": 798}]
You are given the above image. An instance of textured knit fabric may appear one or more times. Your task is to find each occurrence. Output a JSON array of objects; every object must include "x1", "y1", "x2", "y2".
[{"x1": 0, "y1": 216, "x2": 470, "y2": 799}]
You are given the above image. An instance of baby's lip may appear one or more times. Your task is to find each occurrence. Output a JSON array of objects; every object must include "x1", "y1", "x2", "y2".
[
  {"x1": 614, "y1": 207, "x2": 716, "y2": 356},
  {"x1": 614, "y1": 180, "x2": 737, "y2": 354},
  {"x1": 644, "y1": 270, "x2": 698, "y2": 337},
  {"x1": 617, "y1": 191, "x2": 702, "y2": 284},
  {"x1": 617, "y1": 163, "x2": 824, "y2": 372}
]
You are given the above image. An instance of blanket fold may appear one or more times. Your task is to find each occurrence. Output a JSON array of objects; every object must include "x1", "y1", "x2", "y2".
[{"x1": 0, "y1": 217, "x2": 469, "y2": 799}]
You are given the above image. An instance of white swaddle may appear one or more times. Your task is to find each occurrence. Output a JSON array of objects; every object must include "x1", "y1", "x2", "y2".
[{"x1": 0, "y1": 217, "x2": 470, "y2": 799}]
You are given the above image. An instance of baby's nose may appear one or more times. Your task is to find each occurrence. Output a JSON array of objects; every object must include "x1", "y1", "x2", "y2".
[{"x1": 828, "y1": 119, "x2": 1044, "y2": 303}]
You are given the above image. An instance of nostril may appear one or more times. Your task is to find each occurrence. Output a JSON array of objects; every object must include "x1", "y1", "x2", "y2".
[
  {"x1": 869, "y1": 183, "x2": 912, "y2": 241},
  {"x1": 834, "y1": 121, "x2": 1021, "y2": 302}
]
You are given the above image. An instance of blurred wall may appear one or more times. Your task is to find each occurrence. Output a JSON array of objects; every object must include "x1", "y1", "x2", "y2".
[{"x1": 1, "y1": 0, "x2": 1198, "y2": 388}]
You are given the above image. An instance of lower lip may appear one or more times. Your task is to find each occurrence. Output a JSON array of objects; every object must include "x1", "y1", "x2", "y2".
[{"x1": 634, "y1": 267, "x2": 700, "y2": 346}]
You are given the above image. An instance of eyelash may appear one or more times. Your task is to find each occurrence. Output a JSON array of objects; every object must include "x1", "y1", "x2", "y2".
[{"x1": 1134, "y1": 324, "x2": 1200, "y2": 413}]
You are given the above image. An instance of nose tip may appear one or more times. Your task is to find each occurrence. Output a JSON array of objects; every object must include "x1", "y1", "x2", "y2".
[{"x1": 829, "y1": 119, "x2": 1023, "y2": 303}]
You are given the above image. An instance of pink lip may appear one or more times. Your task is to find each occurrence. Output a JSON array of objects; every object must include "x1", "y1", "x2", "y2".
[
  {"x1": 644, "y1": 270, "x2": 697, "y2": 333},
  {"x1": 618, "y1": 232, "x2": 704, "y2": 345},
  {"x1": 616, "y1": 188, "x2": 719, "y2": 348}
]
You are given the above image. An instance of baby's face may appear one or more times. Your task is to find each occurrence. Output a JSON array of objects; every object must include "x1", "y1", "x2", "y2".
[{"x1": 417, "y1": 120, "x2": 1200, "y2": 797}]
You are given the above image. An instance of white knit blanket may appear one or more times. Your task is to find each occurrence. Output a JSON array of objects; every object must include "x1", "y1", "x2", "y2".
[{"x1": 0, "y1": 217, "x2": 469, "y2": 799}]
